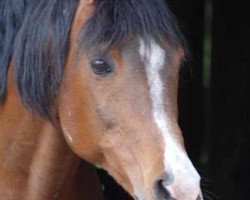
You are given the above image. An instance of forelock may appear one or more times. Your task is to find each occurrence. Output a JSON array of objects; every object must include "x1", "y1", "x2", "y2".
[{"x1": 80, "y1": 0, "x2": 186, "y2": 52}]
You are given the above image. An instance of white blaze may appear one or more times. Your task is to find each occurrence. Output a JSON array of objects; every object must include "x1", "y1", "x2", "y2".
[{"x1": 139, "y1": 39, "x2": 201, "y2": 199}]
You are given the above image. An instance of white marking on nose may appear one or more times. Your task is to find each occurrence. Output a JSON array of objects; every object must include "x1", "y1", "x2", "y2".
[{"x1": 140, "y1": 39, "x2": 201, "y2": 199}]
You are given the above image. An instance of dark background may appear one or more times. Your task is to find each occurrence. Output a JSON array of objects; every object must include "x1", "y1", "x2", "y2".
[{"x1": 98, "y1": 0, "x2": 250, "y2": 199}]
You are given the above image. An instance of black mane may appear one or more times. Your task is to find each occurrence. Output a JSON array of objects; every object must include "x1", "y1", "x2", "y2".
[
  {"x1": 0, "y1": 0, "x2": 29, "y2": 104},
  {"x1": 82, "y1": 0, "x2": 185, "y2": 51},
  {"x1": 0, "y1": 0, "x2": 184, "y2": 121},
  {"x1": 0, "y1": 0, "x2": 79, "y2": 120}
]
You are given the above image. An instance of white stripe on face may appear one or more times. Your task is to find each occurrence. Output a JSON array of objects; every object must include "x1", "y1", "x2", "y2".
[{"x1": 139, "y1": 39, "x2": 201, "y2": 199}]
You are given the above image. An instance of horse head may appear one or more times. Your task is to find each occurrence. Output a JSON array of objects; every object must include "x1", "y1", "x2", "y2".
[{"x1": 59, "y1": 1, "x2": 202, "y2": 199}]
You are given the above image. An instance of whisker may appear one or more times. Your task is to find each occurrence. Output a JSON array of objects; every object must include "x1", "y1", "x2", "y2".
[
  {"x1": 202, "y1": 189, "x2": 219, "y2": 200},
  {"x1": 202, "y1": 193, "x2": 213, "y2": 200}
]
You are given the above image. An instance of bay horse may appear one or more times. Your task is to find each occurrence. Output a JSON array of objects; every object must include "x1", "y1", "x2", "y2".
[{"x1": 0, "y1": 0, "x2": 203, "y2": 199}]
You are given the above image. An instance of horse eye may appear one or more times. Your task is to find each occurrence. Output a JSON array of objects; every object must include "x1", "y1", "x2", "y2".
[{"x1": 90, "y1": 59, "x2": 112, "y2": 75}]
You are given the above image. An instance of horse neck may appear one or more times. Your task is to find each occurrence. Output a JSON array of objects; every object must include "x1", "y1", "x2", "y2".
[
  {"x1": 0, "y1": 68, "x2": 79, "y2": 199},
  {"x1": 24, "y1": 124, "x2": 80, "y2": 200}
]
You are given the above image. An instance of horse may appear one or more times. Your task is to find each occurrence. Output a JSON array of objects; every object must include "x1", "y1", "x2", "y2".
[{"x1": 0, "y1": 0, "x2": 203, "y2": 199}]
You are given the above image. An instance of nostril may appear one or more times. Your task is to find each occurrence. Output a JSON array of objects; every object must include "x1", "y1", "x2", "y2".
[
  {"x1": 161, "y1": 179, "x2": 172, "y2": 188},
  {"x1": 154, "y1": 179, "x2": 174, "y2": 200}
]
